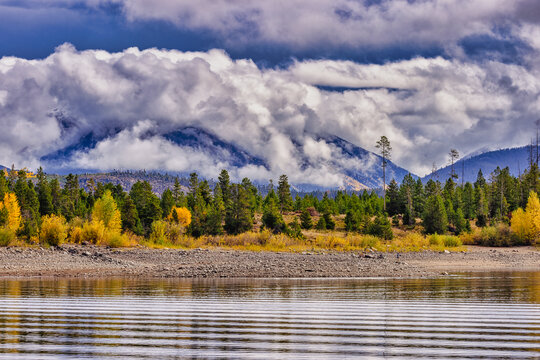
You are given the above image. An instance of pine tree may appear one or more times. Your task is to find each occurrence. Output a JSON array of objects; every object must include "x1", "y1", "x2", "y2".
[
  {"x1": 386, "y1": 179, "x2": 400, "y2": 216},
  {"x1": 121, "y1": 195, "x2": 143, "y2": 235},
  {"x1": 277, "y1": 174, "x2": 293, "y2": 213},
  {"x1": 218, "y1": 169, "x2": 231, "y2": 207},
  {"x1": 36, "y1": 167, "x2": 53, "y2": 216},
  {"x1": 344, "y1": 210, "x2": 358, "y2": 231},
  {"x1": 261, "y1": 194, "x2": 286, "y2": 233},
  {"x1": 323, "y1": 212, "x2": 335, "y2": 230},
  {"x1": 0, "y1": 173, "x2": 7, "y2": 200},
  {"x1": 204, "y1": 185, "x2": 224, "y2": 235},
  {"x1": 462, "y1": 182, "x2": 475, "y2": 219},
  {"x1": 365, "y1": 215, "x2": 393, "y2": 239},
  {"x1": 423, "y1": 194, "x2": 448, "y2": 234},
  {"x1": 475, "y1": 188, "x2": 489, "y2": 227},
  {"x1": 129, "y1": 181, "x2": 162, "y2": 233},
  {"x1": 376, "y1": 135, "x2": 392, "y2": 211},
  {"x1": 224, "y1": 184, "x2": 252, "y2": 235},
  {"x1": 160, "y1": 189, "x2": 175, "y2": 218},
  {"x1": 299, "y1": 208, "x2": 313, "y2": 229},
  {"x1": 315, "y1": 216, "x2": 327, "y2": 230},
  {"x1": 172, "y1": 177, "x2": 183, "y2": 205}
]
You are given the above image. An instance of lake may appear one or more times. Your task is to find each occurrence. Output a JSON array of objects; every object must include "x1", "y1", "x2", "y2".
[{"x1": 0, "y1": 273, "x2": 538, "y2": 359}]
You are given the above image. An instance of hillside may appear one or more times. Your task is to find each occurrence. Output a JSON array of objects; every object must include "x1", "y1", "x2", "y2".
[
  {"x1": 422, "y1": 146, "x2": 531, "y2": 183},
  {"x1": 37, "y1": 127, "x2": 414, "y2": 190}
]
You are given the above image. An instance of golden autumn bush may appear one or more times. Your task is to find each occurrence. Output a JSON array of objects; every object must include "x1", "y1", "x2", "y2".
[
  {"x1": 40, "y1": 214, "x2": 68, "y2": 246},
  {"x1": 168, "y1": 207, "x2": 192, "y2": 227}
]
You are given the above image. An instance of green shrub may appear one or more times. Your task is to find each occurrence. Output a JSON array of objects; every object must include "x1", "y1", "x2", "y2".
[
  {"x1": 365, "y1": 215, "x2": 393, "y2": 240},
  {"x1": 429, "y1": 234, "x2": 443, "y2": 246},
  {"x1": 0, "y1": 229, "x2": 15, "y2": 247},
  {"x1": 149, "y1": 220, "x2": 167, "y2": 245},
  {"x1": 443, "y1": 235, "x2": 462, "y2": 247},
  {"x1": 471, "y1": 224, "x2": 522, "y2": 247}
]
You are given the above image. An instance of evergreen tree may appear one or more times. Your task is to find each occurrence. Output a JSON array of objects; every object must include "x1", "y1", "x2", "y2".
[
  {"x1": 277, "y1": 174, "x2": 293, "y2": 213},
  {"x1": 205, "y1": 186, "x2": 224, "y2": 235},
  {"x1": 129, "y1": 181, "x2": 162, "y2": 233},
  {"x1": 0, "y1": 173, "x2": 7, "y2": 200},
  {"x1": 376, "y1": 135, "x2": 392, "y2": 211},
  {"x1": 121, "y1": 195, "x2": 143, "y2": 235},
  {"x1": 425, "y1": 179, "x2": 441, "y2": 198},
  {"x1": 423, "y1": 194, "x2": 448, "y2": 234},
  {"x1": 160, "y1": 189, "x2": 175, "y2": 218},
  {"x1": 413, "y1": 178, "x2": 425, "y2": 215},
  {"x1": 474, "y1": 169, "x2": 486, "y2": 189},
  {"x1": 462, "y1": 182, "x2": 475, "y2": 219},
  {"x1": 323, "y1": 212, "x2": 335, "y2": 230},
  {"x1": 172, "y1": 177, "x2": 184, "y2": 206},
  {"x1": 365, "y1": 215, "x2": 393, "y2": 239},
  {"x1": 386, "y1": 179, "x2": 400, "y2": 216},
  {"x1": 261, "y1": 194, "x2": 286, "y2": 233},
  {"x1": 36, "y1": 167, "x2": 53, "y2": 216},
  {"x1": 475, "y1": 187, "x2": 489, "y2": 227},
  {"x1": 224, "y1": 184, "x2": 252, "y2": 235},
  {"x1": 299, "y1": 208, "x2": 313, "y2": 229},
  {"x1": 218, "y1": 169, "x2": 231, "y2": 207},
  {"x1": 49, "y1": 179, "x2": 61, "y2": 214},
  {"x1": 187, "y1": 172, "x2": 199, "y2": 209},
  {"x1": 315, "y1": 216, "x2": 327, "y2": 230},
  {"x1": 241, "y1": 177, "x2": 260, "y2": 214}
]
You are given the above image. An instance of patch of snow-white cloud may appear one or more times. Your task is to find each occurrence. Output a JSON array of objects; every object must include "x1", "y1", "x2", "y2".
[{"x1": 1, "y1": 44, "x2": 539, "y2": 184}]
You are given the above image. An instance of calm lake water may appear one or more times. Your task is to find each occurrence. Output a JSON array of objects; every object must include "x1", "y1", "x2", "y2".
[{"x1": 0, "y1": 273, "x2": 538, "y2": 359}]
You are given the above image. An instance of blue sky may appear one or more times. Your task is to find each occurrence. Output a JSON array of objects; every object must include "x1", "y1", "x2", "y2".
[{"x1": 1, "y1": 0, "x2": 540, "y2": 182}]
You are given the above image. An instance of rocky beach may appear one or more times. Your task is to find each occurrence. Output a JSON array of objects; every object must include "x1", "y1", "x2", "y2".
[{"x1": 0, "y1": 245, "x2": 538, "y2": 278}]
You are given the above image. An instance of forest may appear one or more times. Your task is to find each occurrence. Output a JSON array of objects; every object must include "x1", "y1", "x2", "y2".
[{"x1": 0, "y1": 162, "x2": 539, "y2": 251}]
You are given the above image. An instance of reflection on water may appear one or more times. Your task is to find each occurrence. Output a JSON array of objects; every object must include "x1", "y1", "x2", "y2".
[{"x1": 0, "y1": 273, "x2": 538, "y2": 359}]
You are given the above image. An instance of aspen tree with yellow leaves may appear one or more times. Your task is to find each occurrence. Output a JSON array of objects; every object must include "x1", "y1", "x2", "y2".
[
  {"x1": 92, "y1": 190, "x2": 122, "y2": 234},
  {"x1": 511, "y1": 191, "x2": 540, "y2": 244},
  {"x1": 0, "y1": 193, "x2": 21, "y2": 232},
  {"x1": 168, "y1": 206, "x2": 192, "y2": 227}
]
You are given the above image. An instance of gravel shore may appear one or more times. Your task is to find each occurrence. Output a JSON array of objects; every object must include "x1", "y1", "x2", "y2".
[{"x1": 0, "y1": 245, "x2": 538, "y2": 278}]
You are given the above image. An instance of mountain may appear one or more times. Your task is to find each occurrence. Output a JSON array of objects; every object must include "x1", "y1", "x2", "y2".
[
  {"x1": 38, "y1": 126, "x2": 414, "y2": 190},
  {"x1": 422, "y1": 146, "x2": 531, "y2": 183},
  {"x1": 322, "y1": 136, "x2": 413, "y2": 189},
  {"x1": 164, "y1": 127, "x2": 267, "y2": 168}
]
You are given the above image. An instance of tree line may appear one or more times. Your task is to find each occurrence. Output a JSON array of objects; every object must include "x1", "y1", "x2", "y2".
[{"x1": 0, "y1": 162, "x2": 539, "y2": 245}]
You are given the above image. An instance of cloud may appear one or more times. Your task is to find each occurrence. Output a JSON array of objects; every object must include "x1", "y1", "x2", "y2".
[
  {"x1": 0, "y1": 44, "x2": 539, "y2": 185},
  {"x1": 99, "y1": 0, "x2": 507, "y2": 49}
]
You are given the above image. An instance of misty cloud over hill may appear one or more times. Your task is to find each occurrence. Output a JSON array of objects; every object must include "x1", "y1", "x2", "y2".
[{"x1": 0, "y1": 45, "x2": 539, "y2": 186}]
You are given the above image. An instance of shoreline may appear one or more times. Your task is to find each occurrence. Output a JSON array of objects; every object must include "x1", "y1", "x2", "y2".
[{"x1": 0, "y1": 245, "x2": 538, "y2": 279}]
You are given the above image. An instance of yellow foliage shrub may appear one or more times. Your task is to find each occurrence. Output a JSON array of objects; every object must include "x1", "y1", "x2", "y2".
[
  {"x1": 80, "y1": 221, "x2": 107, "y2": 245},
  {"x1": 40, "y1": 214, "x2": 68, "y2": 246},
  {"x1": 168, "y1": 207, "x2": 192, "y2": 227},
  {"x1": 0, "y1": 228, "x2": 15, "y2": 247},
  {"x1": 70, "y1": 226, "x2": 83, "y2": 244},
  {"x1": 0, "y1": 193, "x2": 21, "y2": 232},
  {"x1": 103, "y1": 232, "x2": 134, "y2": 248}
]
